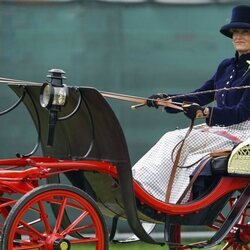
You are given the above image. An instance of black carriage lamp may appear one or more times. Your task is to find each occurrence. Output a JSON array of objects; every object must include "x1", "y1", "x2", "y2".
[{"x1": 40, "y1": 69, "x2": 68, "y2": 147}]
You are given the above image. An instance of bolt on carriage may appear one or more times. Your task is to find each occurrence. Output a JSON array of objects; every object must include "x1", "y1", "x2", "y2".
[{"x1": 0, "y1": 69, "x2": 249, "y2": 250}]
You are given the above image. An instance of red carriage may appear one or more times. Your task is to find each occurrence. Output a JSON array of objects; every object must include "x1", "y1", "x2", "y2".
[{"x1": 0, "y1": 69, "x2": 249, "y2": 249}]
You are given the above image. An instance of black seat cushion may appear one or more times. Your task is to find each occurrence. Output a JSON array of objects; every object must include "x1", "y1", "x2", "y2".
[{"x1": 211, "y1": 156, "x2": 229, "y2": 175}]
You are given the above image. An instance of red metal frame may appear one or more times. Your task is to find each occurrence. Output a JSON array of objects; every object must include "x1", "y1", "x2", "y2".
[{"x1": 0, "y1": 156, "x2": 248, "y2": 217}]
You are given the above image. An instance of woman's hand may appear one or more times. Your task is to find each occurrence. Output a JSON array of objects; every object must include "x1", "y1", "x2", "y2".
[
  {"x1": 146, "y1": 93, "x2": 169, "y2": 108},
  {"x1": 183, "y1": 103, "x2": 208, "y2": 120}
]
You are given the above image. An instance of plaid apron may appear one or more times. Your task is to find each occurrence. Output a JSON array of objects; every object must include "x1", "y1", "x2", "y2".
[{"x1": 132, "y1": 120, "x2": 250, "y2": 203}]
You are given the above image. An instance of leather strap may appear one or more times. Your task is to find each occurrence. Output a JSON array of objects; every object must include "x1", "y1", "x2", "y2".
[
  {"x1": 176, "y1": 155, "x2": 212, "y2": 204},
  {"x1": 165, "y1": 120, "x2": 194, "y2": 203},
  {"x1": 176, "y1": 149, "x2": 231, "y2": 204},
  {"x1": 210, "y1": 149, "x2": 231, "y2": 157}
]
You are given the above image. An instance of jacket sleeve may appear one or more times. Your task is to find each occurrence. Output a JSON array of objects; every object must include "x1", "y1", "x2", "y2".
[
  {"x1": 165, "y1": 75, "x2": 216, "y2": 113},
  {"x1": 172, "y1": 76, "x2": 216, "y2": 105}
]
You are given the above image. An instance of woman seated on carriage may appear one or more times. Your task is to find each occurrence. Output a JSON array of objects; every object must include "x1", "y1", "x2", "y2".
[{"x1": 132, "y1": 5, "x2": 250, "y2": 204}]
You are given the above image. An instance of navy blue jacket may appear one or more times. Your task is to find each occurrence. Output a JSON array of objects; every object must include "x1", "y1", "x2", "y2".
[{"x1": 171, "y1": 53, "x2": 250, "y2": 126}]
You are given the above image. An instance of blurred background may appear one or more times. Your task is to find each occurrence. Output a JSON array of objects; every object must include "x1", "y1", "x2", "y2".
[
  {"x1": 0, "y1": 0, "x2": 249, "y2": 239},
  {"x1": 0, "y1": 0, "x2": 249, "y2": 162}
]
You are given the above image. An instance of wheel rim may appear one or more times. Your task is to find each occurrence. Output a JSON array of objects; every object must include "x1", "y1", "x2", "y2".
[
  {"x1": 209, "y1": 196, "x2": 250, "y2": 249},
  {"x1": 0, "y1": 197, "x2": 17, "y2": 234},
  {"x1": 3, "y1": 185, "x2": 106, "y2": 250}
]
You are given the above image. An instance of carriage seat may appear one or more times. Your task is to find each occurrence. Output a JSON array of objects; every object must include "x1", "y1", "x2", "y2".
[
  {"x1": 227, "y1": 138, "x2": 250, "y2": 176},
  {"x1": 192, "y1": 139, "x2": 250, "y2": 199},
  {"x1": 209, "y1": 138, "x2": 250, "y2": 176}
]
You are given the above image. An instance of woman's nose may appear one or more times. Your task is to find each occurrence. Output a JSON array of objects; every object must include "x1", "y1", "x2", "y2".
[{"x1": 233, "y1": 32, "x2": 242, "y2": 39}]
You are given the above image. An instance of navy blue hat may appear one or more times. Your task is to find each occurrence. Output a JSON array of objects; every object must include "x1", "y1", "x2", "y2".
[{"x1": 220, "y1": 5, "x2": 250, "y2": 38}]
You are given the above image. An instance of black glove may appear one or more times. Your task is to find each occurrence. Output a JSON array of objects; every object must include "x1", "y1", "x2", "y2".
[
  {"x1": 183, "y1": 103, "x2": 205, "y2": 120},
  {"x1": 146, "y1": 93, "x2": 168, "y2": 108}
]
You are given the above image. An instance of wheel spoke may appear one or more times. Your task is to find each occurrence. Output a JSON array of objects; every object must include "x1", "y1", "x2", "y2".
[
  {"x1": 69, "y1": 223, "x2": 95, "y2": 234},
  {"x1": 218, "y1": 212, "x2": 226, "y2": 221},
  {"x1": 61, "y1": 211, "x2": 89, "y2": 236},
  {"x1": 17, "y1": 219, "x2": 45, "y2": 239},
  {"x1": 12, "y1": 240, "x2": 44, "y2": 250},
  {"x1": 222, "y1": 242, "x2": 233, "y2": 250},
  {"x1": 71, "y1": 237, "x2": 99, "y2": 244},
  {"x1": 53, "y1": 196, "x2": 67, "y2": 234},
  {"x1": 38, "y1": 200, "x2": 51, "y2": 233},
  {"x1": 13, "y1": 245, "x2": 44, "y2": 250}
]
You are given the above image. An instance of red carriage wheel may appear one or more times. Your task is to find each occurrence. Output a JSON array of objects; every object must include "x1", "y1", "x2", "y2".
[
  {"x1": 0, "y1": 184, "x2": 108, "y2": 250},
  {"x1": 209, "y1": 196, "x2": 250, "y2": 250}
]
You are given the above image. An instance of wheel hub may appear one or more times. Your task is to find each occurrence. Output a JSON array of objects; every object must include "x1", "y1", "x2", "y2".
[{"x1": 53, "y1": 239, "x2": 71, "y2": 250}]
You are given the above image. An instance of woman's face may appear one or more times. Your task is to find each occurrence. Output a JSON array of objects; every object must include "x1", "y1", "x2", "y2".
[{"x1": 231, "y1": 29, "x2": 250, "y2": 56}]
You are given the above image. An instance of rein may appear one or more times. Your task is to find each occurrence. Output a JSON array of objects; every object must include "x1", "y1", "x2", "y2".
[
  {"x1": 100, "y1": 91, "x2": 183, "y2": 111},
  {"x1": 164, "y1": 84, "x2": 250, "y2": 101},
  {"x1": 0, "y1": 76, "x2": 249, "y2": 102},
  {"x1": 165, "y1": 119, "x2": 195, "y2": 203}
]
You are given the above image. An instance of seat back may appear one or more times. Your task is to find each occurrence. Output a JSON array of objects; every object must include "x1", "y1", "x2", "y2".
[{"x1": 228, "y1": 138, "x2": 250, "y2": 176}]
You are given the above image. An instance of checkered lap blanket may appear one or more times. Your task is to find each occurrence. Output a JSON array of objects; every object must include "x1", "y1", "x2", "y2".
[{"x1": 132, "y1": 121, "x2": 250, "y2": 203}]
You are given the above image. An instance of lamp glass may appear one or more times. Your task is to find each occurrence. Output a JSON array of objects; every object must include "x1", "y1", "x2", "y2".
[
  {"x1": 53, "y1": 86, "x2": 67, "y2": 106},
  {"x1": 41, "y1": 84, "x2": 51, "y2": 108}
]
